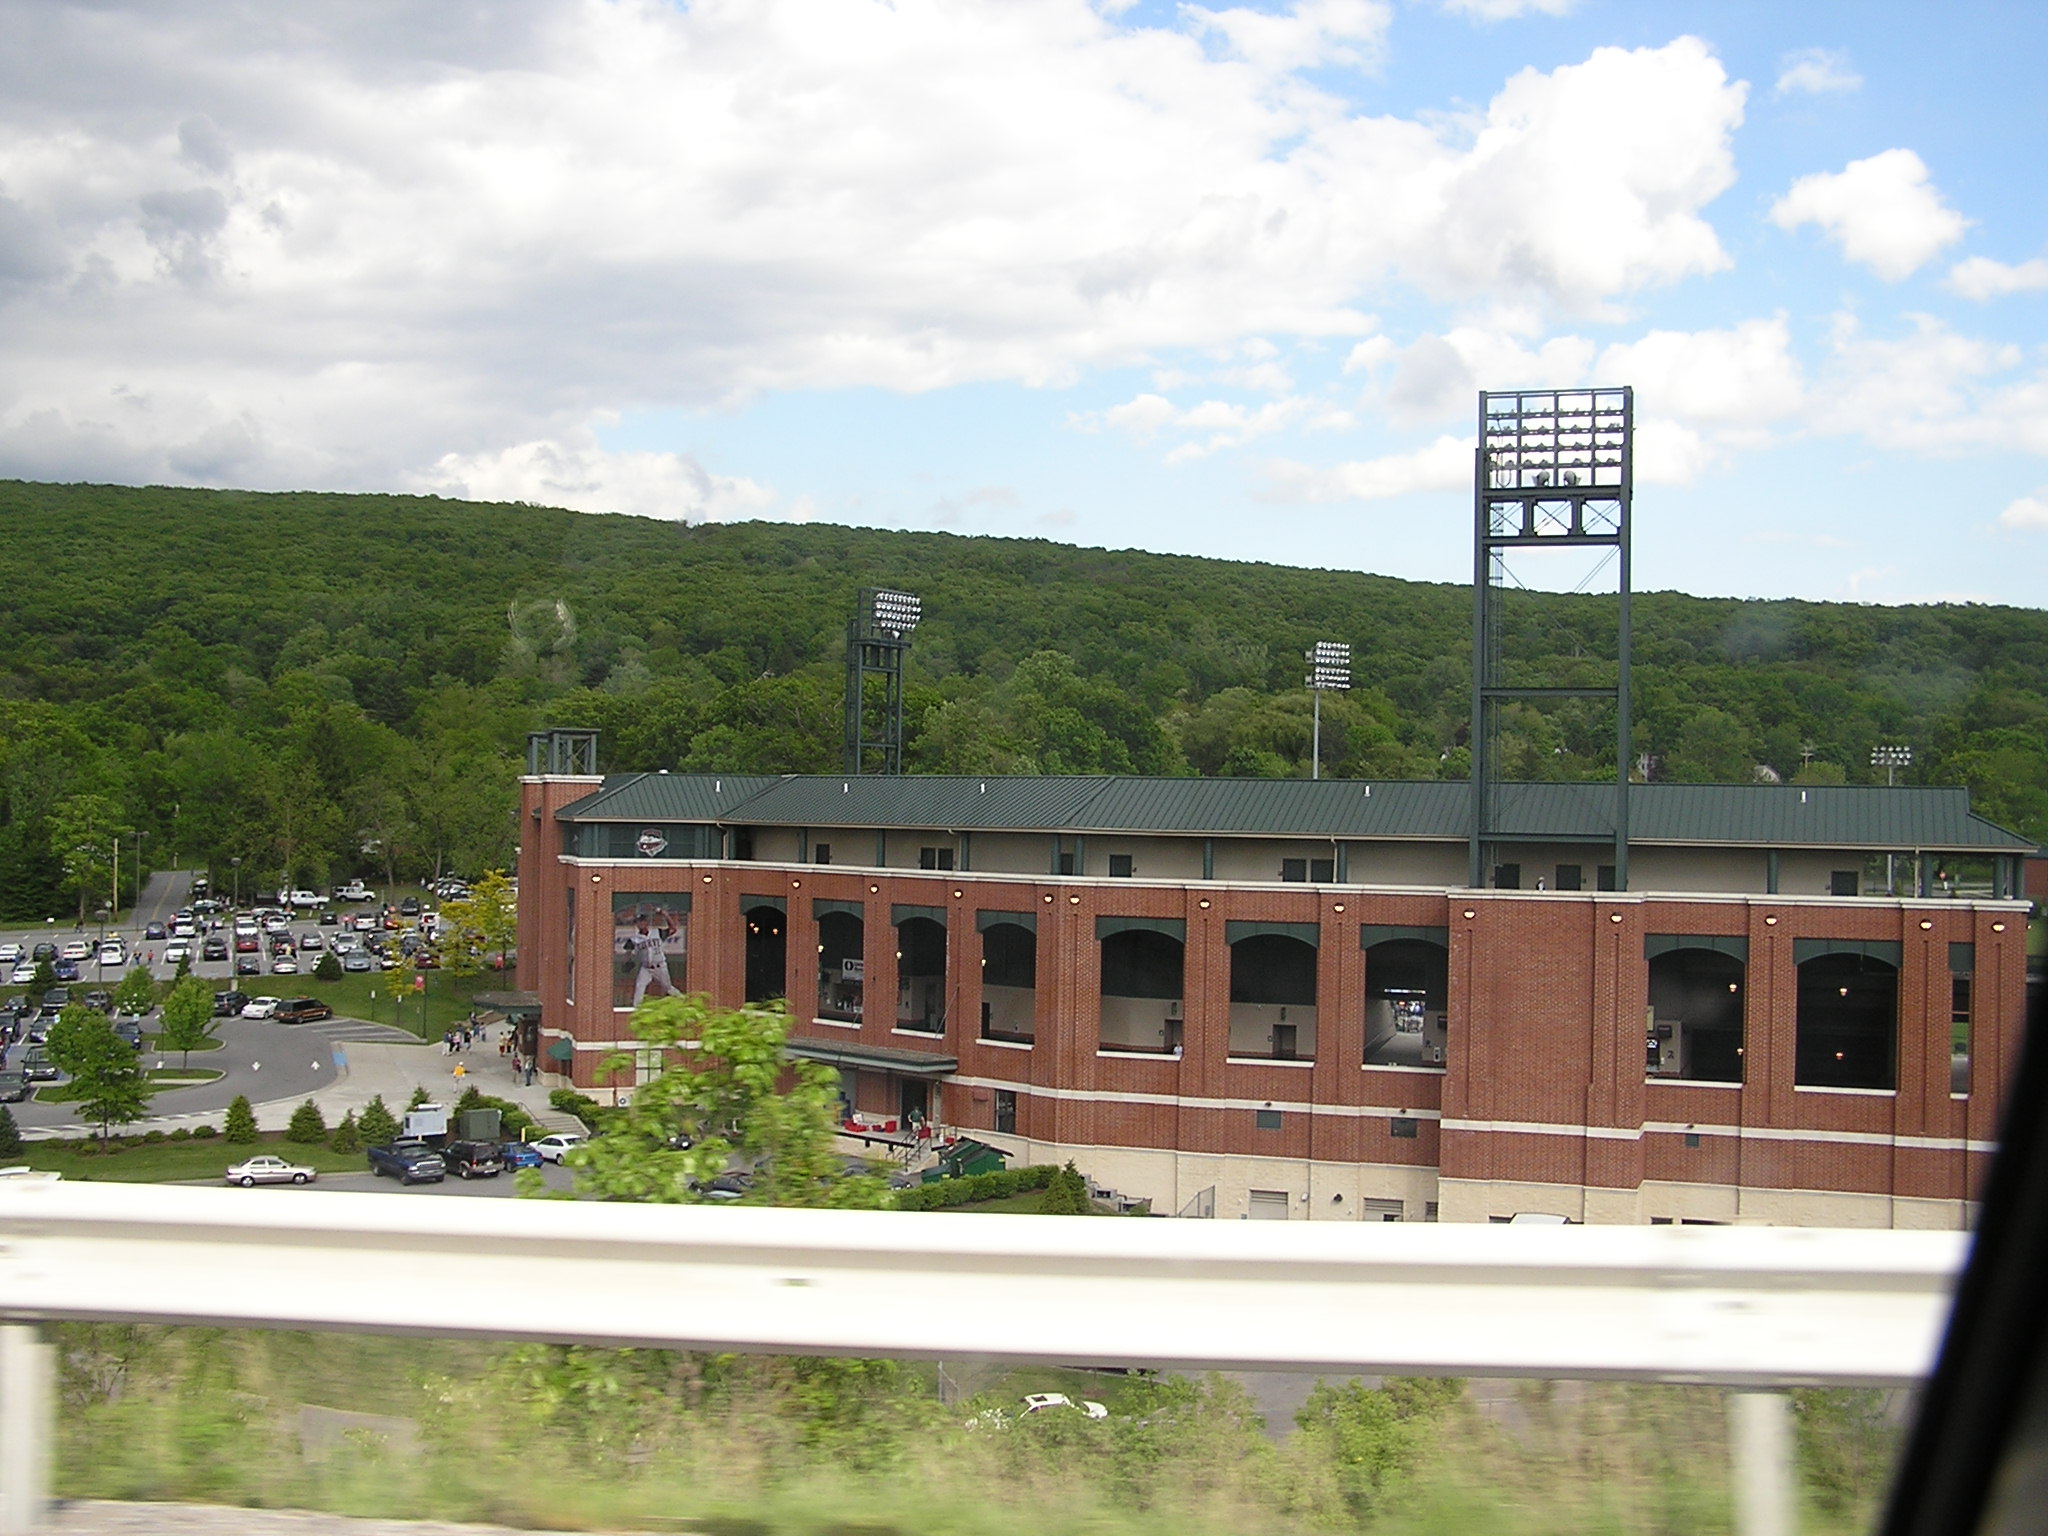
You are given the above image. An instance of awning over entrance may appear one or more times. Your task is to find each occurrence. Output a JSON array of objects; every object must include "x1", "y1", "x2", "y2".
[
  {"x1": 785, "y1": 1038, "x2": 957, "y2": 1077},
  {"x1": 544, "y1": 1038, "x2": 576, "y2": 1062}
]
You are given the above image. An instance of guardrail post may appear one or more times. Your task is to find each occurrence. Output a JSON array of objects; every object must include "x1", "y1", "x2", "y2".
[
  {"x1": 0, "y1": 1323, "x2": 53, "y2": 1534},
  {"x1": 1729, "y1": 1390, "x2": 1795, "y2": 1536}
]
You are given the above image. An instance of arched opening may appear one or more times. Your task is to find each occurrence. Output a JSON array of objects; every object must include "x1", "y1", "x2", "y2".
[
  {"x1": 1228, "y1": 932, "x2": 1317, "y2": 1061},
  {"x1": 1099, "y1": 927, "x2": 1183, "y2": 1054},
  {"x1": 1364, "y1": 938, "x2": 1448, "y2": 1069},
  {"x1": 816, "y1": 909, "x2": 865, "y2": 1022},
  {"x1": 895, "y1": 915, "x2": 946, "y2": 1034},
  {"x1": 1796, "y1": 951, "x2": 1898, "y2": 1090},
  {"x1": 1647, "y1": 947, "x2": 1745, "y2": 1083},
  {"x1": 980, "y1": 921, "x2": 1036, "y2": 1042},
  {"x1": 742, "y1": 904, "x2": 786, "y2": 1004}
]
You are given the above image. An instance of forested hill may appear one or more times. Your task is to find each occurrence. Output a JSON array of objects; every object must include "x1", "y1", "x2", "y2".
[{"x1": 0, "y1": 479, "x2": 2042, "y2": 918}]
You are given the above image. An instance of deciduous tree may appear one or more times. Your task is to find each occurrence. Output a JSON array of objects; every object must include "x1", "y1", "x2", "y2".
[{"x1": 48, "y1": 1003, "x2": 149, "y2": 1148}]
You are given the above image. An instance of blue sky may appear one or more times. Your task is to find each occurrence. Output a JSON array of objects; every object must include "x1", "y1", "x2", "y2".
[{"x1": 3, "y1": 0, "x2": 2045, "y2": 605}]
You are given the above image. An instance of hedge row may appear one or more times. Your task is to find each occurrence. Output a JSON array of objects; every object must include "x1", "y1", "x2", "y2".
[{"x1": 894, "y1": 1163, "x2": 1058, "y2": 1210}]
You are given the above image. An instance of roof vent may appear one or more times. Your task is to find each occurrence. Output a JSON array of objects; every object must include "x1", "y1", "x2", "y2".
[
  {"x1": 714, "y1": 779, "x2": 720, "y2": 792},
  {"x1": 1800, "y1": 790, "x2": 1808, "y2": 804},
  {"x1": 1362, "y1": 784, "x2": 1371, "y2": 797},
  {"x1": 979, "y1": 782, "x2": 986, "y2": 793},
  {"x1": 658, "y1": 769, "x2": 669, "y2": 775},
  {"x1": 843, "y1": 782, "x2": 850, "y2": 793}
]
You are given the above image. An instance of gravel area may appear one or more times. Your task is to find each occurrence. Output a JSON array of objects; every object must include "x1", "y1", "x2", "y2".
[{"x1": 45, "y1": 1503, "x2": 649, "y2": 1536}]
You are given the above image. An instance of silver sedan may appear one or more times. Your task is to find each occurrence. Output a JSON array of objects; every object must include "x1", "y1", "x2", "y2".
[{"x1": 224, "y1": 1155, "x2": 317, "y2": 1187}]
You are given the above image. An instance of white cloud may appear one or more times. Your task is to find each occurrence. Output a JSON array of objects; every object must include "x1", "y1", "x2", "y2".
[
  {"x1": 0, "y1": 7, "x2": 1752, "y2": 492},
  {"x1": 1774, "y1": 48, "x2": 1861, "y2": 96},
  {"x1": 1769, "y1": 149, "x2": 1970, "y2": 281},
  {"x1": 1377, "y1": 327, "x2": 1597, "y2": 421},
  {"x1": 1441, "y1": 0, "x2": 1577, "y2": 19},
  {"x1": 2000, "y1": 494, "x2": 2048, "y2": 529},
  {"x1": 1076, "y1": 390, "x2": 1309, "y2": 459},
  {"x1": 1595, "y1": 317, "x2": 1803, "y2": 435},
  {"x1": 416, "y1": 430, "x2": 776, "y2": 522},
  {"x1": 1261, "y1": 434, "x2": 1472, "y2": 501},
  {"x1": 1948, "y1": 255, "x2": 2048, "y2": 301},
  {"x1": 1808, "y1": 311, "x2": 2042, "y2": 454}
]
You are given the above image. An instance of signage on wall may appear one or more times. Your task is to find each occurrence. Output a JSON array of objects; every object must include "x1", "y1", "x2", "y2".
[
  {"x1": 635, "y1": 828, "x2": 669, "y2": 858},
  {"x1": 842, "y1": 958, "x2": 865, "y2": 980}
]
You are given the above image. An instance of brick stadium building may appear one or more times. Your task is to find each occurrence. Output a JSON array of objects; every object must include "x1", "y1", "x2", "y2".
[{"x1": 516, "y1": 733, "x2": 2036, "y2": 1227}]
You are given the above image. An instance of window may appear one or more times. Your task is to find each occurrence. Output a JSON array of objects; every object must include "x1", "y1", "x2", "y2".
[
  {"x1": 1057, "y1": 853, "x2": 1075, "y2": 875},
  {"x1": 1280, "y1": 858, "x2": 1307, "y2": 882},
  {"x1": 1493, "y1": 862, "x2": 1520, "y2": 890},
  {"x1": 1829, "y1": 870, "x2": 1859, "y2": 897},
  {"x1": 1390, "y1": 1117, "x2": 1419, "y2": 1139},
  {"x1": 1423, "y1": 1202, "x2": 1439, "y2": 1222},
  {"x1": 1555, "y1": 864, "x2": 1583, "y2": 892},
  {"x1": 814, "y1": 843, "x2": 831, "y2": 865},
  {"x1": 1597, "y1": 865, "x2": 1616, "y2": 891},
  {"x1": 917, "y1": 847, "x2": 954, "y2": 870},
  {"x1": 1683, "y1": 1132, "x2": 1701, "y2": 1149},
  {"x1": 1108, "y1": 854, "x2": 1133, "y2": 878},
  {"x1": 733, "y1": 831, "x2": 755, "y2": 861},
  {"x1": 1309, "y1": 858, "x2": 1334, "y2": 883},
  {"x1": 1255, "y1": 1108, "x2": 1282, "y2": 1131},
  {"x1": 993, "y1": 1089, "x2": 1016, "y2": 1134},
  {"x1": 1359, "y1": 1198, "x2": 1404, "y2": 1222},
  {"x1": 1794, "y1": 947, "x2": 1898, "y2": 1089},
  {"x1": 1951, "y1": 964, "x2": 1973, "y2": 1096}
]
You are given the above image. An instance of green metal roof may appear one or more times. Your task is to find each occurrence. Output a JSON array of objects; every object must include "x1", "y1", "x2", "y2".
[{"x1": 554, "y1": 773, "x2": 2034, "y2": 853}]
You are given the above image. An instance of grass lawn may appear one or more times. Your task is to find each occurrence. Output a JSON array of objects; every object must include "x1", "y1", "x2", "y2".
[
  {"x1": 32, "y1": 1068, "x2": 224, "y2": 1104},
  {"x1": 141, "y1": 1032, "x2": 224, "y2": 1052},
  {"x1": 14, "y1": 1130, "x2": 373, "y2": 1183},
  {"x1": 926, "y1": 1190, "x2": 1123, "y2": 1214},
  {"x1": 268, "y1": 969, "x2": 493, "y2": 1039}
]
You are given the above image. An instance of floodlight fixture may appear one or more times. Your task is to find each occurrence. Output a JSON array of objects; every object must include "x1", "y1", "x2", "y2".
[
  {"x1": 1871, "y1": 744, "x2": 1912, "y2": 784},
  {"x1": 869, "y1": 589, "x2": 921, "y2": 637},
  {"x1": 1305, "y1": 640, "x2": 1352, "y2": 780}
]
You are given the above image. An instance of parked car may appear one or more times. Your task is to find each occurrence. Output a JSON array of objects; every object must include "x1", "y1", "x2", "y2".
[
  {"x1": 398, "y1": 897, "x2": 421, "y2": 917},
  {"x1": 97, "y1": 940, "x2": 127, "y2": 967},
  {"x1": 53, "y1": 960, "x2": 79, "y2": 981},
  {"x1": 336, "y1": 880, "x2": 375, "y2": 903},
  {"x1": 8, "y1": 965, "x2": 35, "y2": 986},
  {"x1": 240, "y1": 996, "x2": 282, "y2": 1019},
  {"x1": 60, "y1": 940, "x2": 91, "y2": 963},
  {"x1": 530, "y1": 1132, "x2": 586, "y2": 1164},
  {"x1": 225, "y1": 1155, "x2": 317, "y2": 1187},
  {"x1": 161, "y1": 941, "x2": 191, "y2": 966},
  {"x1": 113, "y1": 1022, "x2": 143, "y2": 1050},
  {"x1": 81, "y1": 989, "x2": 111, "y2": 1012},
  {"x1": 41, "y1": 987, "x2": 70, "y2": 1010},
  {"x1": 31, "y1": 942, "x2": 57, "y2": 962},
  {"x1": 142, "y1": 922, "x2": 167, "y2": 942},
  {"x1": 0, "y1": 1071, "x2": 29, "y2": 1103},
  {"x1": 317, "y1": 910, "x2": 338, "y2": 926},
  {"x1": 213, "y1": 989, "x2": 250, "y2": 1017},
  {"x1": 235, "y1": 955, "x2": 261, "y2": 976},
  {"x1": 341, "y1": 952, "x2": 374, "y2": 973},
  {"x1": 271, "y1": 957, "x2": 299, "y2": 975},
  {"x1": 0, "y1": 943, "x2": 20, "y2": 965},
  {"x1": 273, "y1": 996, "x2": 333, "y2": 1024},
  {"x1": 299, "y1": 931, "x2": 323, "y2": 951},
  {"x1": 234, "y1": 932, "x2": 259, "y2": 953},
  {"x1": 286, "y1": 889, "x2": 322, "y2": 909},
  {"x1": 20, "y1": 1049, "x2": 57, "y2": 1083},
  {"x1": 442, "y1": 1140, "x2": 505, "y2": 1178},
  {"x1": 501, "y1": 1140, "x2": 544, "y2": 1169},
  {"x1": 367, "y1": 1139, "x2": 445, "y2": 1184}
]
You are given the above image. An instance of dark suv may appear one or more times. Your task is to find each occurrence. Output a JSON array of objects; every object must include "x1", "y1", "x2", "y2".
[
  {"x1": 441, "y1": 1140, "x2": 505, "y2": 1179},
  {"x1": 213, "y1": 989, "x2": 250, "y2": 1017}
]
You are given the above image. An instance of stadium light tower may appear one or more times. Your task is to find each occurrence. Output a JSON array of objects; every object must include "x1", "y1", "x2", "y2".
[
  {"x1": 845, "y1": 588, "x2": 921, "y2": 775},
  {"x1": 1306, "y1": 641, "x2": 1351, "y2": 781},
  {"x1": 1872, "y1": 743, "x2": 1912, "y2": 894}
]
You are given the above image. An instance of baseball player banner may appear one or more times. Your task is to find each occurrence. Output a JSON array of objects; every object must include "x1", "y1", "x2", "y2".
[{"x1": 612, "y1": 892, "x2": 690, "y2": 1008}]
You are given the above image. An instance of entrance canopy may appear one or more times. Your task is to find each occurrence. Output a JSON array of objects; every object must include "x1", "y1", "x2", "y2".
[{"x1": 786, "y1": 1039, "x2": 956, "y2": 1077}]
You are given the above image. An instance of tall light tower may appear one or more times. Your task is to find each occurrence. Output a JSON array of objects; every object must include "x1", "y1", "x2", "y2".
[
  {"x1": 1872, "y1": 744, "x2": 1912, "y2": 895},
  {"x1": 845, "y1": 588, "x2": 920, "y2": 775},
  {"x1": 1305, "y1": 641, "x2": 1351, "y2": 781}
]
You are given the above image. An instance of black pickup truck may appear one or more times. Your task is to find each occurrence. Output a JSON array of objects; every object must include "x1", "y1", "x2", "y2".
[
  {"x1": 441, "y1": 1139, "x2": 505, "y2": 1179},
  {"x1": 366, "y1": 1139, "x2": 445, "y2": 1184}
]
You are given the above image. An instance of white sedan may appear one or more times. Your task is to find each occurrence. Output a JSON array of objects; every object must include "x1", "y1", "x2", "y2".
[
  {"x1": 240, "y1": 996, "x2": 282, "y2": 1019},
  {"x1": 530, "y1": 1132, "x2": 586, "y2": 1163},
  {"x1": 224, "y1": 1155, "x2": 317, "y2": 1187},
  {"x1": 0, "y1": 943, "x2": 20, "y2": 964},
  {"x1": 61, "y1": 940, "x2": 92, "y2": 963},
  {"x1": 161, "y1": 941, "x2": 191, "y2": 965},
  {"x1": 98, "y1": 942, "x2": 127, "y2": 967},
  {"x1": 9, "y1": 963, "x2": 35, "y2": 985}
]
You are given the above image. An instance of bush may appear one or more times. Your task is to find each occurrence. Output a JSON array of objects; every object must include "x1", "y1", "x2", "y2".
[
  {"x1": 312, "y1": 952, "x2": 342, "y2": 982},
  {"x1": 550, "y1": 1087, "x2": 602, "y2": 1118},
  {"x1": 143, "y1": 1130, "x2": 165, "y2": 1144},
  {"x1": 330, "y1": 1109, "x2": 361, "y2": 1154},
  {"x1": 167, "y1": 1127, "x2": 190, "y2": 1142},
  {"x1": 456, "y1": 1085, "x2": 485, "y2": 1112},
  {"x1": 357, "y1": 1094, "x2": 399, "y2": 1145},
  {"x1": 223, "y1": 1095, "x2": 258, "y2": 1145},
  {"x1": 286, "y1": 1099, "x2": 327, "y2": 1144},
  {"x1": 1037, "y1": 1161, "x2": 1091, "y2": 1215},
  {"x1": 895, "y1": 1163, "x2": 1061, "y2": 1210},
  {"x1": 191, "y1": 1123, "x2": 217, "y2": 1139},
  {"x1": 406, "y1": 1085, "x2": 431, "y2": 1112},
  {"x1": 0, "y1": 1107, "x2": 20, "y2": 1159}
]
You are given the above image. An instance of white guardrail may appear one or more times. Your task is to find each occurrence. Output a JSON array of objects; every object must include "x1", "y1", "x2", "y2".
[{"x1": 0, "y1": 1183, "x2": 1971, "y2": 1534}]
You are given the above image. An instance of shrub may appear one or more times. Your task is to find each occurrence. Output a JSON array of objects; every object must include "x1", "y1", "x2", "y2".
[
  {"x1": 357, "y1": 1095, "x2": 399, "y2": 1145},
  {"x1": 550, "y1": 1087, "x2": 602, "y2": 1118},
  {"x1": 312, "y1": 952, "x2": 342, "y2": 982},
  {"x1": 0, "y1": 1107, "x2": 20, "y2": 1159},
  {"x1": 167, "y1": 1127, "x2": 191, "y2": 1142},
  {"x1": 1037, "y1": 1161, "x2": 1091, "y2": 1215},
  {"x1": 191, "y1": 1123, "x2": 217, "y2": 1139},
  {"x1": 330, "y1": 1110, "x2": 361, "y2": 1153},
  {"x1": 286, "y1": 1099, "x2": 327, "y2": 1143},
  {"x1": 223, "y1": 1095, "x2": 258, "y2": 1145},
  {"x1": 456, "y1": 1084, "x2": 485, "y2": 1112},
  {"x1": 143, "y1": 1130, "x2": 165, "y2": 1144},
  {"x1": 406, "y1": 1085, "x2": 431, "y2": 1112}
]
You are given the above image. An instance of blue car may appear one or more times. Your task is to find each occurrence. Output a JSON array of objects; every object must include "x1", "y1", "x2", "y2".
[
  {"x1": 53, "y1": 960, "x2": 80, "y2": 981},
  {"x1": 501, "y1": 1141, "x2": 543, "y2": 1169}
]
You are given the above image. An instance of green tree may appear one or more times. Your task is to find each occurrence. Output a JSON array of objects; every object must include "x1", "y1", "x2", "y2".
[
  {"x1": 286, "y1": 1098, "x2": 327, "y2": 1143},
  {"x1": 1037, "y1": 1161, "x2": 1091, "y2": 1215},
  {"x1": 0, "y1": 1106, "x2": 20, "y2": 1158},
  {"x1": 357, "y1": 1094, "x2": 399, "y2": 1145},
  {"x1": 406, "y1": 1084, "x2": 431, "y2": 1113},
  {"x1": 550, "y1": 995, "x2": 890, "y2": 1208},
  {"x1": 438, "y1": 868, "x2": 518, "y2": 980},
  {"x1": 28, "y1": 958, "x2": 56, "y2": 1001},
  {"x1": 48, "y1": 1003, "x2": 149, "y2": 1148},
  {"x1": 313, "y1": 951, "x2": 342, "y2": 982},
  {"x1": 48, "y1": 792, "x2": 124, "y2": 923},
  {"x1": 223, "y1": 1093, "x2": 258, "y2": 1144},
  {"x1": 155, "y1": 975, "x2": 218, "y2": 1068},
  {"x1": 111, "y1": 963, "x2": 156, "y2": 1018},
  {"x1": 330, "y1": 1109, "x2": 361, "y2": 1153}
]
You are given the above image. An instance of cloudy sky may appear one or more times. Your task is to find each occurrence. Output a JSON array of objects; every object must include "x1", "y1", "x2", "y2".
[{"x1": 4, "y1": 0, "x2": 2046, "y2": 605}]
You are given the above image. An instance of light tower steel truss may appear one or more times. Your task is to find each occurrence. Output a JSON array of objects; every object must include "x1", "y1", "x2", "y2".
[
  {"x1": 845, "y1": 588, "x2": 920, "y2": 775},
  {"x1": 1470, "y1": 387, "x2": 1633, "y2": 890}
]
